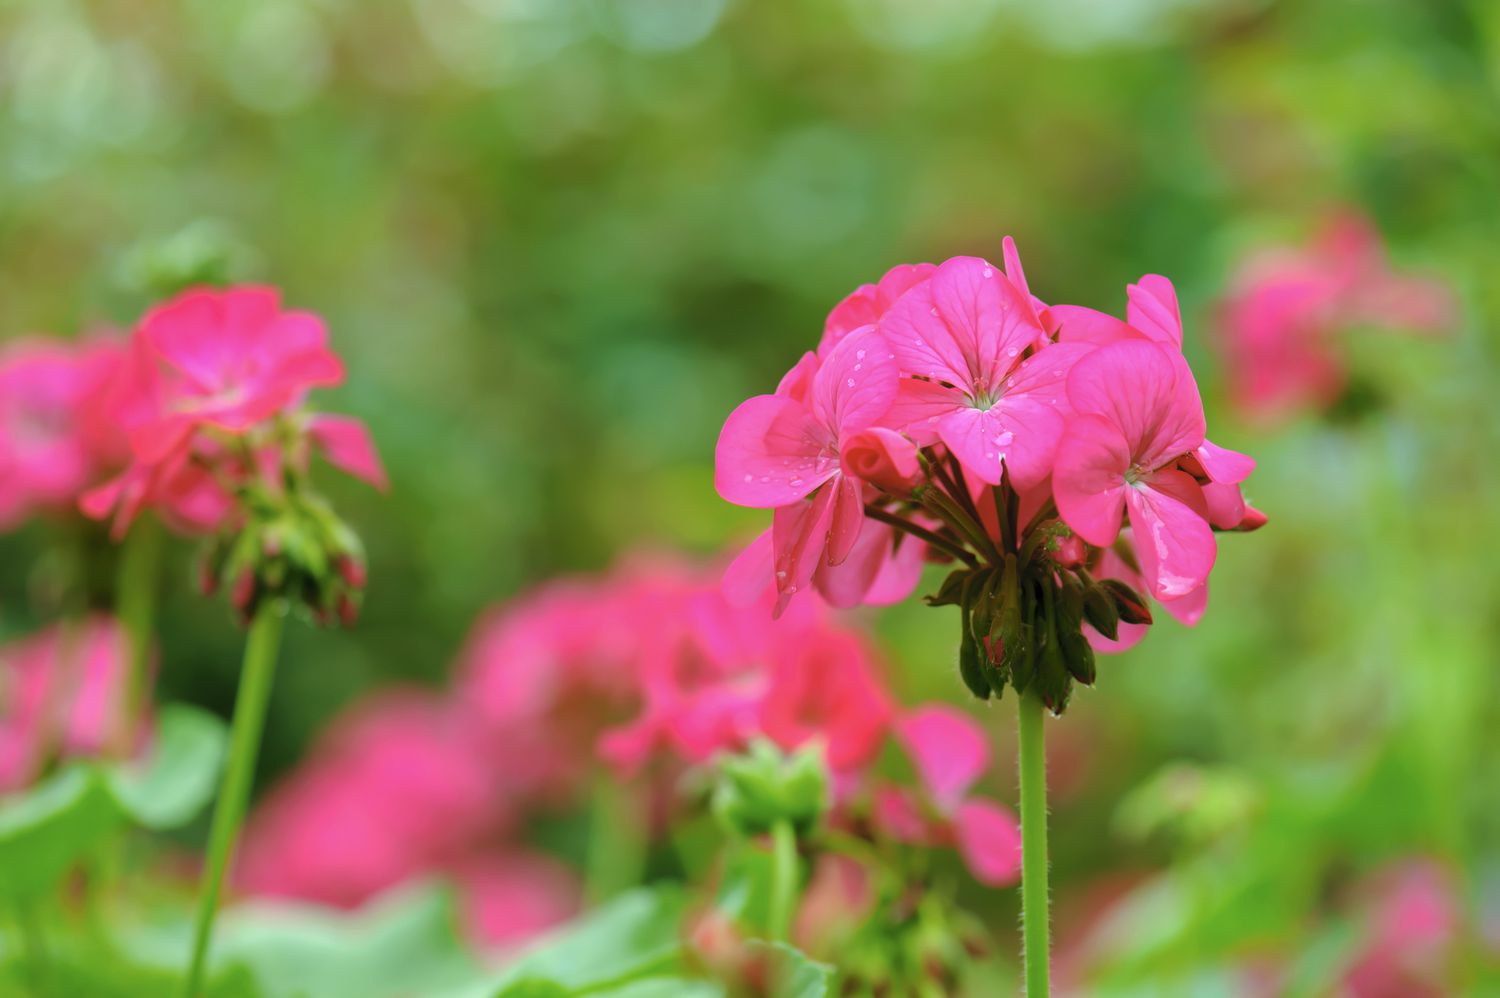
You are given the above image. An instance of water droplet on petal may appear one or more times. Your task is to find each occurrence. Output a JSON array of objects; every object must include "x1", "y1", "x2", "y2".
[
  {"x1": 846, "y1": 377, "x2": 856, "y2": 388},
  {"x1": 743, "y1": 474, "x2": 753, "y2": 482},
  {"x1": 1007, "y1": 347, "x2": 1018, "y2": 357},
  {"x1": 982, "y1": 267, "x2": 994, "y2": 278},
  {"x1": 856, "y1": 349, "x2": 867, "y2": 360}
]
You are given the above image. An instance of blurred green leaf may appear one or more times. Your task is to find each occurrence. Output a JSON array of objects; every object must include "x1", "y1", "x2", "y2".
[
  {"x1": 0, "y1": 767, "x2": 120, "y2": 901},
  {"x1": 103, "y1": 704, "x2": 228, "y2": 830},
  {"x1": 747, "y1": 941, "x2": 834, "y2": 998},
  {"x1": 488, "y1": 887, "x2": 687, "y2": 997}
]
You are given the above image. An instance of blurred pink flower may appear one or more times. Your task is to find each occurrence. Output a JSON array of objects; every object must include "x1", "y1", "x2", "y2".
[
  {"x1": 0, "y1": 616, "x2": 140, "y2": 790},
  {"x1": 1342, "y1": 859, "x2": 1460, "y2": 998},
  {"x1": 758, "y1": 627, "x2": 892, "y2": 773},
  {"x1": 240, "y1": 692, "x2": 501, "y2": 910},
  {"x1": 452, "y1": 852, "x2": 581, "y2": 949},
  {"x1": 875, "y1": 705, "x2": 1022, "y2": 886},
  {"x1": 0, "y1": 337, "x2": 123, "y2": 530},
  {"x1": 1218, "y1": 210, "x2": 1456, "y2": 425}
]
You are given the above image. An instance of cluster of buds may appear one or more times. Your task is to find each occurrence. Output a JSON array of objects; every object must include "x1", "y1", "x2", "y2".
[{"x1": 715, "y1": 240, "x2": 1265, "y2": 712}]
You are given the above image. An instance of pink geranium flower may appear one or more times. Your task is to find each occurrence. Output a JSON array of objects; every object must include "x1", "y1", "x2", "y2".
[
  {"x1": 715, "y1": 327, "x2": 901, "y2": 614},
  {"x1": 758, "y1": 628, "x2": 892, "y2": 772},
  {"x1": 1053, "y1": 339, "x2": 1215, "y2": 601},
  {"x1": 820, "y1": 263, "x2": 935, "y2": 354},
  {"x1": 880, "y1": 255, "x2": 1091, "y2": 489}
]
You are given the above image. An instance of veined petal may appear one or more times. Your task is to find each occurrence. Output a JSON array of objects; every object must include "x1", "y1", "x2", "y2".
[
  {"x1": 1126, "y1": 274, "x2": 1183, "y2": 347},
  {"x1": 1194, "y1": 439, "x2": 1255, "y2": 484},
  {"x1": 715, "y1": 395, "x2": 837, "y2": 508},
  {"x1": 1050, "y1": 304, "x2": 1141, "y2": 346},
  {"x1": 1053, "y1": 413, "x2": 1130, "y2": 547},
  {"x1": 813, "y1": 327, "x2": 900, "y2": 434},
  {"x1": 771, "y1": 485, "x2": 838, "y2": 615},
  {"x1": 1125, "y1": 471, "x2": 1216, "y2": 600},
  {"x1": 825, "y1": 474, "x2": 865, "y2": 566},
  {"x1": 1065, "y1": 340, "x2": 1205, "y2": 471},
  {"x1": 722, "y1": 529, "x2": 774, "y2": 607}
]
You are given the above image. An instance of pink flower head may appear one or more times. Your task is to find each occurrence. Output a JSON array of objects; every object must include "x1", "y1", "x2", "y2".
[
  {"x1": 881, "y1": 255, "x2": 1091, "y2": 489},
  {"x1": 1342, "y1": 859, "x2": 1459, "y2": 998},
  {"x1": 715, "y1": 327, "x2": 901, "y2": 614},
  {"x1": 1218, "y1": 209, "x2": 1456, "y2": 424},
  {"x1": 821, "y1": 263, "x2": 935, "y2": 355},
  {"x1": 0, "y1": 617, "x2": 142, "y2": 790},
  {"x1": 129, "y1": 285, "x2": 344, "y2": 461},
  {"x1": 878, "y1": 705, "x2": 1022, "y2": 886},
  {"x1": 1053, "y1": 339, "x2": 1215, "y2": 601},
  {"x1": 451, "y1": 852, "x2": 580, "y2": 949},
  {"x1": 0, "y1": 337, "x2": 122, "y2": 530}
]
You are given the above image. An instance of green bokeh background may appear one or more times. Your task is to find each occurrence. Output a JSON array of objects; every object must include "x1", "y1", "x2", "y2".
[{"x1": 1, "y1": 0, "x2": 1497, "y2": 988}]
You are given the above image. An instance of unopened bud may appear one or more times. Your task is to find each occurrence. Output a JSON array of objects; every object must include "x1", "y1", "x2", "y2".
[
  {"x1": 1098, "y1": 578, "x2": 1153, "y2": 625},
  {"x1": 1082, "y1": 583, "x2": 1120, "y2": 641},
  {"x1": 230, "y1": 568, "x2": 256, "y2": 614},
  {"x1": 840, "y1": 427, "x2": 921, "y2": 495},
  {"x1": 1232, "y1": 503, "x2": 1268, "y2": 532},
  {"x1": 337, "y1": 554, "x2": 367, "y2": 590},
  {"x1": 1052, "y1": 534, "x2": 1086, "y2": 568}
]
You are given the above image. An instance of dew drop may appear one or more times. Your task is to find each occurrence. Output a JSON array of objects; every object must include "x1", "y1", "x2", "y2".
[
  {"x1": 1007, "y1": 347, "x2": 1018, "y2": 357},
  {"x1": 856, "y1": 349, "x2": 867, "y2": 361},
  {"x1": 846, "y1": 377, "x2": 856, "y2": 388},
  {"x1": 743, "y1": 474, "x2": 753, "y2": 482},
  {"x1": 982, "y1": 267, "x2": 994, "y2": 278}
]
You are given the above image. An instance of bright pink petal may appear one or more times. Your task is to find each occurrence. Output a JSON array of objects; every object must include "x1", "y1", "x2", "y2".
[
  {"x1": 1065, "y1": 340, "x2": 1204, "y2": 471},
  {"x1": 821, "y1": 264, "x2": 935, "y2": 354},
  {"x1": 714, "y1": 394, "x2": 837, "y2": 508},
  {"x1": 776, "y1": 351, "x2": 820, "y2": 403},
  {"x1": 771, "y1": 485, "x2": 837, "y2": 615},
  {"x1": 722, "y1": 529, "x2": 774, "y2": 607},
  {"x1": 861, "y1": 529, "x2": 926, "y2": 605},
  {"x1": 895, "y1": 705, "x2": 990, "y2": 812},
  {"x1": 1201, "y1": 480, "x2": 1247, "y2": 529},
  {"x1": 825, "y1": 474, "x2": 864, "y2": 567},
  {"x1": 813, "y1": 328, "x2": 900, "y2": 434},
  {"x1": 1159, "y1": 580, "x2": 1207, "y2": 627},
  {"x1": 1194, "y1": 439, "x2": 1255, "y2": 485},
  {"x1": 954, "y1": 799, "x2": 1022, "y2": 886},
  {"x1": 840, "y1": 427, "x2": 919, "y2": 495},
  {"x1": 1050, "y1": 304, "x2": 1140, "y2": 345},
  {"x1": 1125, "y1": 471, "x2": 1216, "y2": 600},
  {"x1": 1052, "y1": 413, "x2": 1130, "y2": 547},
  {"x1": 307, "y1": 415, "x2": 388, "y2": 490},
  {"x1": 1126, "y1": 274, "x2": 1183, "y2": 347}
]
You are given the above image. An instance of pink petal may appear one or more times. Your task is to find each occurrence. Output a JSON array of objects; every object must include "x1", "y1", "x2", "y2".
[
  {"x1": 1194, "y1": 439, "x2": 1255, "y2": 485},
  {"x1": 776, "y1": 351, "x2": 820, "y2": 403},
  {"x1": 771, "y1": 485, "x2": 837, "y2": 615},
  {"x1": 1126, "y1": 274, "x2": 1183, "y2": 347},
  {"x1": 861, "y1": 529, "x2": 926, "y2": 605},
  {"x1": 895, "y1": 705, "x2": 990, "y2": 812},
  {"x1": 307, "y1": 415, "x2": 388, "y2": 490},
  {"x1": 873, "y1": 786, "x2": 931, "y2": 844},
  {"x1": 955, "y1": 798, "x2": 1022, "y2": 886},
  {"x1": 714, "y1": 394, "x2": 838, "y2": 508},
  {"x1": 839, "y1": 427, "x2": 919, "y2": 495},
  {"x1": 821, "y1": 264, "x2": 935, "y2": 354},
  {"x1": 1065, "y1": 340, "x2": 1204, "y2": 471},
  {"x1": 1124, "y1": 471, "x2": 1216, "y2": 601},
  {"x1": 1159, "y1": 580, "x2": 1207, "y2": 627},
  {"x1": 825, "y1": 474, "x2": 864, "y2": 567},
  {"x1": 1052, "y1": 413, "x2": 1130, "y2": 547},
  {"x1": 1201, "y1": 480, "x2": 1247, "y2": 529},
  {"x1": 1050, "y1": 304, "x2": 1140, "y2": 346},
  {"x1": 722, "y1": 529, "x2": 774, "y2": 607},
  {"x1": 813, "y1": 327, "x2": 900, "y2": 435}
]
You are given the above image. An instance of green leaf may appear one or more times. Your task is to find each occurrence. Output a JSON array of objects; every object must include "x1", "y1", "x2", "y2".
[
  {"x1": 747, "y1": 941, "x2": 834, "y2": 998},
  {"x1": 490, "y1": 887, "x2": 687, "y2": 996},
  {"x1": 0, "y1": 766, "x2": 120, "y2": 901},
  {"x1": 715, "y1": 842, "x2": 774, "y2": 936},
  {"x1": 595, "y1": 979, "x2": 724, "y2": 998},
  {"x1": 177, "y1": 883, "x2": 480, "y2": 998},
  {"x1": 104, "y1": 704, "x2": 228, "y2": 830}
]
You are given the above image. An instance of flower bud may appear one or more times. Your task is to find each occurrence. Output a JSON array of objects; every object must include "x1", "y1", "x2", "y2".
[
  {"x1": 1052, "y1": 534, "x2": 1086, "y2": 568},
  {"x1": 1098, "y1": 578, "x2": 1153, "y2": 625},
  {"x1": 712, "y1": 740, "x2": 830, "y2": 838},
  {"x1": 840, "y1": 427, "x2": 920, "y2": 495},
  {"x1": 1232, "y1": 503, "x2": 1268, "y2": 532},
  {"x1": 1082, "y1": 582, "x2": 1120, "y2": 641}
]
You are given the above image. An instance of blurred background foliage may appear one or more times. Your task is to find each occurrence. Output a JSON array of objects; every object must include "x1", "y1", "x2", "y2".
[{"x1": 1, "y1": 0, "x2": 1498, "y2": 989}]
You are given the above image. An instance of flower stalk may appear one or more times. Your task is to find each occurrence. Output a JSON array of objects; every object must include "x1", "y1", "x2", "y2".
[
  {"x1": 1017, "y1": 688, "x2": 1051, "y2": 996},
  {"x1": 181, "y1": 601, "x2": 286, "y2": 998}
]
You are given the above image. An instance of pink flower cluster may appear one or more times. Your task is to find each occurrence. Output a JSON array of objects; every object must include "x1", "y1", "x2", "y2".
[
  {"x1": 715, "y1": 239, "x2": 1265, "y2": 707},
  {"x1": 1217, "y1": 210, "x2": 1455, "y2": 425},
  {"x1": 0, "y1": 616, "x2": 139, "y2": 791},
  {"x1": 240, "y1": 553, "x2": 1020, "y2": 948},
  {"x1": 0, "y1": 286, "x2": 384, "y2": 542}
]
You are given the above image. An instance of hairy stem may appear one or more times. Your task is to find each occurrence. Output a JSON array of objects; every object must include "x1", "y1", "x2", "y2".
[
  {"x1": 1017, "y1": 688, "x2": 1051, "y2": 996},
  {"x1": 181, "y1": 603, "x2": 285, "y2": 998}
]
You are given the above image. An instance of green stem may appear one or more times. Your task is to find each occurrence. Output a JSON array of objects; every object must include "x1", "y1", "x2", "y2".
[
  {"x1": 922, "y1": 489, "x2": 1001, "y2": 563},
  {"x1": 767, "y1": 819, "x2": 798, "y2": 943},
  {"x1": 584, "y1": 773, "x2": 647, "y2": 904},
  {"x1": 181, "y1": 603, "x2": 286, "y2": 998},
  {"x1": 117, "y1": 516, "x2": 163, "y2": 751},
  {"x1": 1017, "y1": 689, "x2": 1051, "y2": 997}
]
